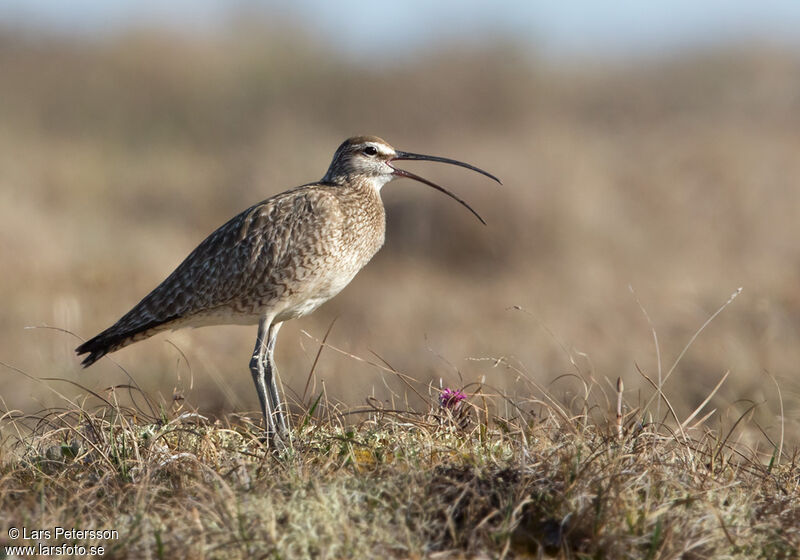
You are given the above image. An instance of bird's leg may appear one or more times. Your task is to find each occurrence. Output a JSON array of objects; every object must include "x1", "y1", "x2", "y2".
[
  {"x1": 265, "y1": 322, "x2": 289, "y2": 435},
  {"x1": 250, "y1": 316, "x2": 277, "y2": 437}
]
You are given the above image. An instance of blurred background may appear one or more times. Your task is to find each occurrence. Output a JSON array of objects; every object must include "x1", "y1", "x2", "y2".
[{"x1": 2, "y1": 1, "x2": 800, "y2": 441}]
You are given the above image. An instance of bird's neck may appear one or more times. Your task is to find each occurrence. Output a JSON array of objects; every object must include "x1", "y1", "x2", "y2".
[{"x1": 337, "y1": 175, "x2": 387, "y2": 257}]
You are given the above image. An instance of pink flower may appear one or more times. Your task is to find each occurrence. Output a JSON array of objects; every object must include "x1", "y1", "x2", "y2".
[{"x1": 439, "y1": 388, "x2": 467, "y2": 409}]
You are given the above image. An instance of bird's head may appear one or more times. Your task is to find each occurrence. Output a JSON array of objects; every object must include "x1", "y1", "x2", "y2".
[{"x1": 322, "y1": 135, "x2": 501, "y2": 225}]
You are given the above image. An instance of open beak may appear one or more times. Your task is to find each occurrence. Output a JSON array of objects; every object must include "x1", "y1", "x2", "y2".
[{"x1": 390, "y1": 150, "x2": 502, "y2": 226}]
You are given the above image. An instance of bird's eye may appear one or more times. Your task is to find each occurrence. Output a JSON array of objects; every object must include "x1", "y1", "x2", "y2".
[{"x1": 363, "y1": 146, "x2": 378, "y2": 156}]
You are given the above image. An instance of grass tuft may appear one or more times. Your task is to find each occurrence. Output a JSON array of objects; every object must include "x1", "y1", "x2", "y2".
[{"x1": 1, "y1": 371, "x2": 798, "y2": 559}]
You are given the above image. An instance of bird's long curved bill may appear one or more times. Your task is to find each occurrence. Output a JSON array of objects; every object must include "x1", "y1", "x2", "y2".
[{"x1": 391, "y1": 151, "x2": 501, "y2": 226}]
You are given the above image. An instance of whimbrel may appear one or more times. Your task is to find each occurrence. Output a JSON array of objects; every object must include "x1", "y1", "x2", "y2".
[{"x1": 76, "y1": 136, "x2": 500, "y2": 438}]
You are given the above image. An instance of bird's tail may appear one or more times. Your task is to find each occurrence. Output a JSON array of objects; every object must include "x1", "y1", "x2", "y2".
[{"x1": 75, "y1": 318, "x2": 173, "y2": 368}]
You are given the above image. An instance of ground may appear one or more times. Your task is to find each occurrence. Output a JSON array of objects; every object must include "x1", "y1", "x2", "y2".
[{"x1": 1, "y1": 374, "x2": 798, "y2": 559}]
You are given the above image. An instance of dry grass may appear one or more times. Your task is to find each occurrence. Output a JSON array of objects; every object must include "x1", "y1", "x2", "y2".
[{"x1": 1, "y1": 356, "x2": 798, "y2": 559}]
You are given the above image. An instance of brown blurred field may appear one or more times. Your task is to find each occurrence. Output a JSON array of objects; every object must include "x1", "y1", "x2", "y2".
[{"x1": 2, "y1": 26, "x2": 799, "y2": 443}]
